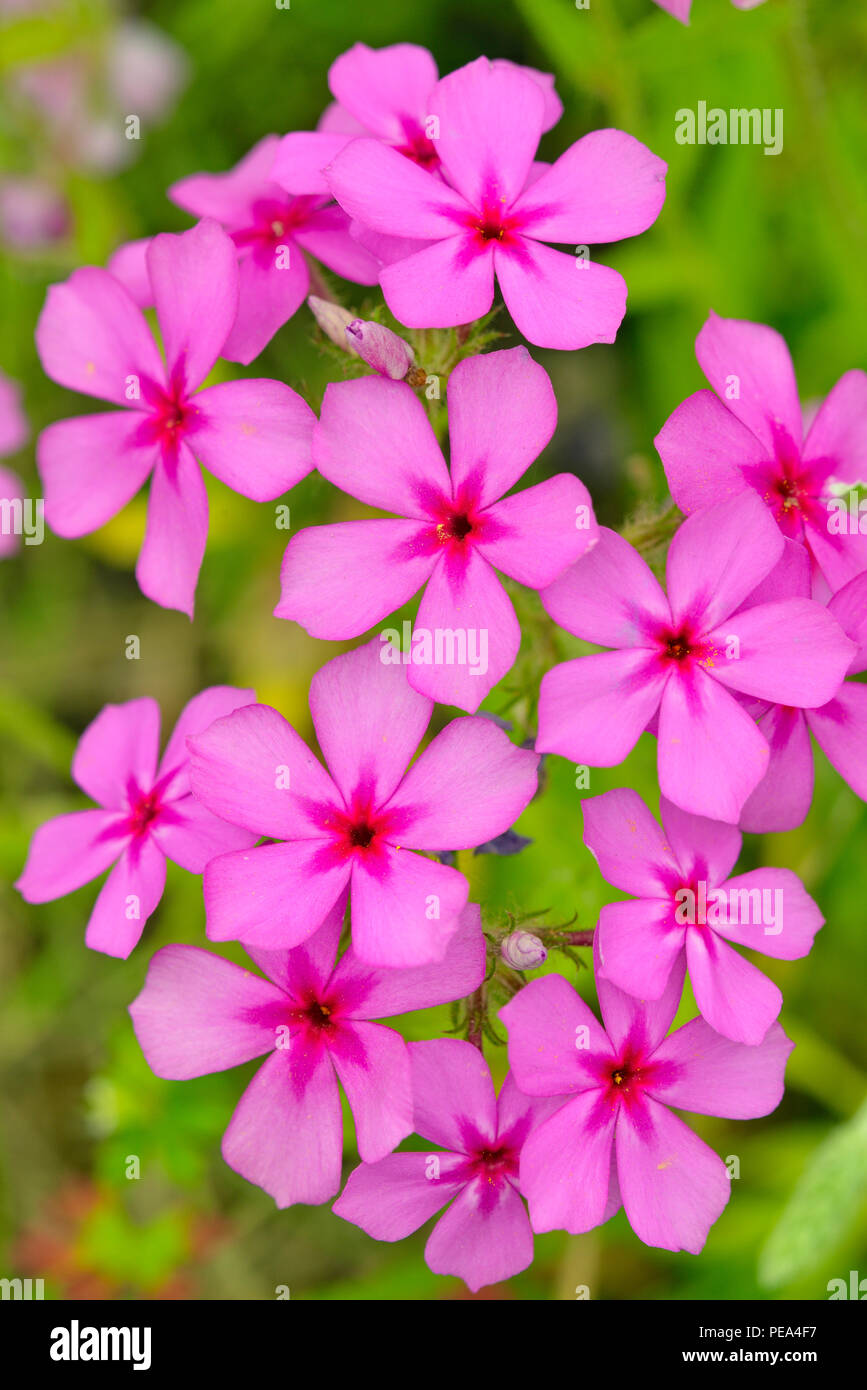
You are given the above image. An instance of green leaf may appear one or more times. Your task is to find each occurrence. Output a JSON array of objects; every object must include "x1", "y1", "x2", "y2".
[{"x1": 758, "y1": 1096, "x2": 867, "y2": 1288}]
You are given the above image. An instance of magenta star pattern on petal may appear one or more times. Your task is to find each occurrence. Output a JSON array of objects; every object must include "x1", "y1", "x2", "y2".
[
  {"x1": 130, "y1": 902, "x2": 485, "y2": 1208},
  {"x1": 276, "y1": 347, "x2": 598, "y2": 712},
  {"x1": 324, "y1": 57, "x2": 666, "y2": 349},
  {"x1": 655, "y1": 312, "x2": 867, "y2": 591},
  {"x1": 187, "y1": 639, "x2": 539, "y2": 966},
  {"x1": 537, "y1": 492, "x2": 855, "y2": 823},
  {"x1": 333, "y1": 1038, "x2": 562, "y2": 1291},
  {"x1": 502, "y1": 943, "x2": 793, "y2": 1253},
  {"x1": 583, "y1": 787, "x2": 823, "y2": 1044},
  {"x1": 36, "y1": 219, "x2": 317, "y2": 615}
]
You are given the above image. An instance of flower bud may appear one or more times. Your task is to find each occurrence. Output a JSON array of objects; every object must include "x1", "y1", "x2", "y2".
[
  {"x1": 500, "y1": 931, "x2": 547, "y2": 970},
  {"x1": 308, "y1": 296, "x2": 359, "y2": 351},
  {"x1": 345, "y1": 319, "x2": 415, "y2": 379}
]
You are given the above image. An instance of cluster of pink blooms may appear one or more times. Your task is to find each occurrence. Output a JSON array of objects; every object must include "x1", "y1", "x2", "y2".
[{"x1": 14, "y1": 37, "x2": 867, "y2": 1293}]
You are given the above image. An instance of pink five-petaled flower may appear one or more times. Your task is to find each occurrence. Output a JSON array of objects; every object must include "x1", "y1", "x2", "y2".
[
  {"x1": 36, "y1": 218, "x2": 316, "y2": 616},
  {"x1": 333, "y1": 1038, "x2": 562, "y2": 1292},
  {"x1": 276, "y1": 347, "x2": 598, "y2": 712},
  {"x1": 324, "y1": 57, "x2": 666, "y2": 350},
  {"x1": 16, "y1": 688, "x2": 258, "y2": 958},
  {"x1": 187, "y1": 638, "x2": 539, "y2": 967},
  {"x1": 655, "y1": 313, "x2": 867, "y2": 593},
  {"x1": 737, "y1": 550, "x2": 867, "y2": 832},
  {"x1": 583, "y1": 788, "x2": 823, "y2": 1045},
  {"x1": 502, "y1": 945, "x2": 793, "y2": 1254},
  {"x1": 537, "y1": 491, "x2": 855, "y2": 824},
  {"x1": 129, "y1": 901, "x2": 486, "y2": 1209},
  {"x1": 653, "y1": 0, "x2": 765, "y2": 20},
  {"x1": 272, "y1": 44, "x2": 563, "y2": 270}
]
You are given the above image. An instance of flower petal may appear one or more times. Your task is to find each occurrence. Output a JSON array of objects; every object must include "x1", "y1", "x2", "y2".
[
  {"x1": 314, "y1": 374, "x2": 451, "y2": 518},
  {"x1": 203, "y1": 841, "x2": 351, "y2": 949},
  {"x1": 169, "y1": 136, "x2": 282, "y2": 226},
  {"x1": 432, "y1": 57, "x2": 544, "y2": 209},
  {"x1": 654, "y1": 388, "x2": 766, "y2": 514},
  {"x1": 478, "y1": 475, "x2": 598, "y2": 588},
  {"x1": 657, "y1": 669, "x2": 769, "y2": 823},
  {"x1": 540, "y1": 526, "x2": 671, "y2": 645},
  {"x1": 695, "y1": 311, "x2": 803, "y2": 456},
  {"x1": 328, "y1": 42, "x2": 438, "y2": 141},
  {"x1": 188, "y1": 701, "x2": 340, "y2": 840},
  {"x1": 496, "y1": 240, "x2": 627, "y2": 350},
  {"x1": 36, "y1": 266, "x2": 164, "y2": 406},
  {"x1": 385, "y1": 714, "x2": 537, "y2": 850},
  {"x1": 512, "y1": 129, "x2": 666, "y2": 243},
  {"x1": 537, "y1": 649, "x2": 667, "y2": 766},
  {"x1": 408, "y1": 549, "x2": 521, "y2": 713},
  {"x1": 658, "y1": 795, "x2": 742, "y2": 887},
  {"x1": 189, "y1": 378, "x2": 315, "y2": 500},
  {"x1": 330, "y1": 1020, "x2": 413, "y2": 1162},
  {"x1": 146, "y1": 219, "x2": 238, "y2": 393},
  {"x1": 807, "y1": 683, "x2": 867, "y2": 801},
  {"x1": 326, "y1": 138, "x2": 469, "y2": 239},
  {"x1": 615, "y1": 1096, "x2": 730, "y2": 1255},
  {"x1": 501, "y1": 973, "x2": 613, "y2": 1097},
  {"x1": 709, "y1": 598, "x2": 854, "y2": 706},
  {"x1": 520, "y1": 1092, "x2": 616, "y2": 1235},
  {"x1": 649, "y1": 1016, "x2": 793, "y2": 1117},
  {"x1": 274, "y1": 519, "x2": 436, "y2": 638},
  {"x1": 409, "y1": 1038, "x2": 497, "y2": 1150},
  {"x1": 446, "y1": 347, "x2": 557, "y2": 508},
  {"x1": 16, "y1": 810, "x2": 125, "y2": 902},
  {"x1": 803, "y1": 369, "x2": 867, "y2": 484},
  {"x1": 380, "y1": 234, "x2": 496, "y2": 329},
  {"x1": 84, "y1": 836, "x2": 167, "y2": 958},
  {"x1": 222, "y1": 1048, "x2": 343, "y2": 1207},
  {"x1": 333, "y1": 1152, "x2": 463, "y2": 1239},
  {"x1": 665, "y1": 491, "x2": 783, "y2": 631},
  {"x1": 310, "y1": 638, "x2": 431, "y2": 808},
  {"x1": 425, "y1": 1176, "x2": 534, "y2": 1291},
  {"x1": 597, "y1": 899, "x2": 685, "y2": 1001},
  {"x1": 349, "y1": 847, "x2": 467, "y2": 967},
  {"x1": 331, "y1": 902, "x2": 486, "y2": 1020},
  {"x1": 158, "y1": 685, "x2": 257, "y2": 795},
  {"x1": 151, "y1": 796, "x2": 258, "y2": 873},
  {"x1": 595, "y1": 942, "x2": 686, "y2": 1057},
  {"x1": 37, "y1": 411, "x2": 157, "y2": 538},
  {"x1": 582, "y1": 787, "x2": 679, "y2": 895},
  {"x1": 135, "y1": 445, "x2": 208, "y2": 618},
  {"x1": 686, "y1": 928, "x2": 782, "y2": 1045},
  {"x1": 129, "y1": 944, "x2": 285, "y2": 1078},
  {"x1": 72, "y1": 697, "x2": 160, "y2": 807},
  {"x1": 219, "y1": 245, "x2": 309, "y2": 366},
  {"x1": 739, "y1": 704, "x2": 814, "y2": 834}
]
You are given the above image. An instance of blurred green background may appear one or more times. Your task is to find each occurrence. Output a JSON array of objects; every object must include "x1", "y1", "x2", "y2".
[{"x1": 1, "y1": 0, "x2": 866, "y2": 1301}]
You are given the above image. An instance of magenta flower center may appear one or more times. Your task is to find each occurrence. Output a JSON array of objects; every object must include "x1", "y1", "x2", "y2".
[
  {"x1": 125, "y1": 787, "x2": 162, "y2": 838},
  {"x1": 659, "y1": 625, "x2": 696, "y2": 664},
  {"x1": 468, "y1": 1141, "x2": 519, "y2": 1191},
  {"x1": 394, "y1": 120, "x2": 440, "y2": 170},
  {"x1": 437, "y1": 510, "x2": 474, "y2": 544}
]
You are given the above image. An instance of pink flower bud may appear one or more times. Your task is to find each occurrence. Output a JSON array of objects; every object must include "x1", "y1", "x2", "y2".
[
  {"x1": 501, "y1": 931, "x2": 547, "y2": 970},
  {"x1": 345, "y1": 319, "x2": 415, "y2": 380},
  {"x1": 308, "y1": 296, "x2": 359, "y2": 352}
]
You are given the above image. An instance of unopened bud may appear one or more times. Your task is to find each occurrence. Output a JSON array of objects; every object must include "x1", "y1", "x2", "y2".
[
  {"x1": 345, "y1": 319, "x2": 415, "y2": 380},
  {"x1": 308, "y1": 296, "x2": 358, "y2": 351},
  {"x1": 501, "y1": 931, "x2": 547, "y2": 970}
]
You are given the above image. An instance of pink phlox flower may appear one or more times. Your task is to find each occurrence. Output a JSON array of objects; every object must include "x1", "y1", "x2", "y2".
[
  {"x1": 655, "y1": 313, "x2": 867, "y2": 592},
  {"x1": 502, "y1": 943, "x2": 793, "y2": 1253},
  {"x1": 276, "y1": 346, "x2": 598, "y2": 712},
  {"x1": 187, "y1": 638, "x2": 539, "y2": 967},
  {"x1": 333, "y1": 1037, "x2": 562, "y2": 1291},
  {"x1": 583, "y1": 786, "x2": 823, "y2": 1044},
  {"x1": 16, "y1": 687, "x2": 259, "y2": 957},
  {"x1": 537, "y1": 491, "x2": 855, "y2": 823},
  {"x1": 322, "y1": 56, "x2": 666, "y2": 348},
  {"x1": 36, "y1": 218, "x2": 317, "y2": 615},
  {"x1": 130, "y1": 901, "x2": 486, "y2": 1209}
]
